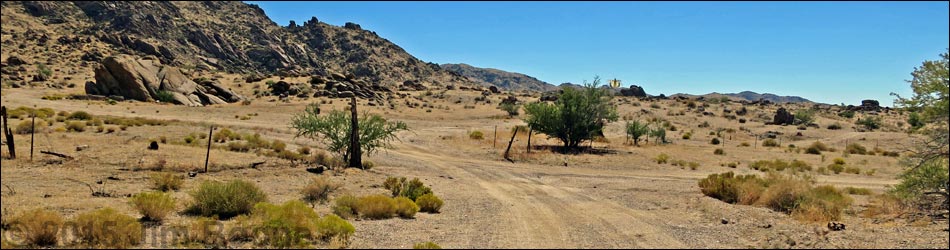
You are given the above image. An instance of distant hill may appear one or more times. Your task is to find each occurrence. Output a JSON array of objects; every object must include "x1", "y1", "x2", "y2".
[
  {"x1": 671, "y1": 91, "x2": 811, "y2": 103},
  {"x1": 440, "y1": 63, "x2": 558, "y2": 92}
]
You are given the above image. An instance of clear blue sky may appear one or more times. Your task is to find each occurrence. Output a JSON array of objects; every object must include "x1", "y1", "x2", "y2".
[{"x1": 248, "y1": 1, "x2": 949, "y2": 106}]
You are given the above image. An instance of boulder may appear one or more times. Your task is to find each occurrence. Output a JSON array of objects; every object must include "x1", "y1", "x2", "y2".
[
  {"x1": 619, "y1": 85, "x2": 647, "y2": 97},
  {"x1": 88, "y1": 54, "x2": 242, "y2": 106},
  {"x1": 489, "y1": 85, "x2": 500, "y2": 94},
  {"x1": 5, "y1": 56, "x2": 29, "y2": 66},
  {"x1": 773, "y1": 107, "x2": 794, "y2": 125}
]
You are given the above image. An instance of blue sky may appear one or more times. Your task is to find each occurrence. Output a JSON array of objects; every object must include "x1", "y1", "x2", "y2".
[{"x1": 248, "y1": 1, "x2": 949, "y2": 106}]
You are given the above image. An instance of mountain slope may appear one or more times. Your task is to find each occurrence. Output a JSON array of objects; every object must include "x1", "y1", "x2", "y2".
[
  {"x1": 440, "y1": 63, "x2": 557, "y2": 92},
  {"x1": 0, "y1": 1, "x2": 470, "y2": 88}
]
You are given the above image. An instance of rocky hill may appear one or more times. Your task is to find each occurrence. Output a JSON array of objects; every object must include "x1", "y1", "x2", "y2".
[
  {"x1": 0, "y1": 1, "x2": 470, "y2": 89},
  {"x1": 672, "y1": 91, "x2": 811, "y2": 103},
  {"x1": 440, "y1": 63, "x2": 557, "y2": 92}
]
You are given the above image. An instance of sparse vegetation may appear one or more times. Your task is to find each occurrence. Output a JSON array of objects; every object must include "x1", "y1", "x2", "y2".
[
  {"x1": 762, "y1": 139, "x2": 779, "y2": 147},
  {"x1": 129, "y1": 191, "x2": 177, "y2": 222},
  {"x1": 855, "y1": 116, "x2": 882, "y2": 131},
  {"x1": 302, "y1": 176, "x2": 340, "y2": 206},
  {"x1": 150, "y1": 172, "x2": 184, "y2": 191},
  {"x1": 654, "y1": 153, "x2": 670, "y2": 164},
  {"x1": 699, "y1": 172, "x2": 852, "y2": 222},
  {"x1": 12, "y1": 208, "x2": 64, "y2": 247},
  {"x1": 73, "y1": 208, "x2": 143, "y2": 248},
  {"x1": 625, "y1": 120, "x2": 650, "y2": 145},
  {"x1": 187, "y1": 180, "x2": 268, "y2": 219}
]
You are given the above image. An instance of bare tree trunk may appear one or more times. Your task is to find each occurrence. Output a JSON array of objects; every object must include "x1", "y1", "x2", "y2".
[{"x1": 349, "y1": 96, "x2": 362, "y2": 168}]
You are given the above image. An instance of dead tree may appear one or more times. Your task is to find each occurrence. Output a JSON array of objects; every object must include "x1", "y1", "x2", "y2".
[
  {"x1": 349, "y1": 96, "x2": 362, "y2": 168},
  {"x1": 1, "y1": 106, "x2": 14, "y2": 159}
]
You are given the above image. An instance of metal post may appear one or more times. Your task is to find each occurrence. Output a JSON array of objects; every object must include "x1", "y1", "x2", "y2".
[{"x1": 204, "y1": 126, "x2": 213, "y2": 173}]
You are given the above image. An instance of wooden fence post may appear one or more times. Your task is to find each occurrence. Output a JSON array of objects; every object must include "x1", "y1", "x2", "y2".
[
  {"x1": 1, "y1": 106, "x2": 14, "y2": 159},
  {"x1": 504, "y1": 126, "x2": 519, "y2": 162},
  {"x1": 204, "y1": 126, "x2": 213, "y2": 173}
]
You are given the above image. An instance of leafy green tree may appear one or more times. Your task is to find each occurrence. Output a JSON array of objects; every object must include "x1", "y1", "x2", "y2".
[
  {"x1": 523, "y1": 77, "x2": 618, "y2": 150},
  {"x1": 793, "y1": 109, "x2": 815, "y2": 125},
  {"x1": 890, "y1": 49, "x2": 949, "y2": 203},
  {"x1": 625, "y1": 120, "x2": 649, "y2": 146},
  {"x1": 291, "y1": 104, "x2": 408, "y2": 164},
  {"x1": 649, "y1": 123, "x2": 667, "y2": 144}
]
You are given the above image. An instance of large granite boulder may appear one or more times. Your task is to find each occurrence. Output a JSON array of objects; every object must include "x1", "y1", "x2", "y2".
[
  {"x1": 87, "y1": 54, "x2": 243, "y2": 106},
  {"x1": 773, "y1": 107, "x2": 794, "y2": 125}
]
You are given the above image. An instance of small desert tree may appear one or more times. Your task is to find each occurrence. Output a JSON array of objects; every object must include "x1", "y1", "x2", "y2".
[
  {"x1": 649, "y1": 123, "x2": 667, "y2": 144},
  {"x1": 625, "y1": 120, "x2": 649, "y2": 146},
  {"x1": 794, "y1": 109, "x2": 815, "y2": 125},
  {"x1": 523, "y1": 77, "x2": 618, "y2": 150},
  {"x1": 291, "y1": 103, "x2": 408, "y2": 165},
  {"x1": 891, "y1": 49, "x2": 949, "y2": 208},
  {"x1": 498, "y1": 102, "x2": 520, "y2": 117}
]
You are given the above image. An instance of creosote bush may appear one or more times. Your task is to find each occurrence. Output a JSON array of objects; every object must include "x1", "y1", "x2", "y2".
[
  {"x1": 415, "y1": 193, "x2": 444, "y2": 213},
  {"x1": 73, "y1": 208, "x2": 143, "y2": 248},
  {"x1": 187, "y1": 180, "x2": 267, "y2": 219},
  {"x1": 150, "y1": 172, "x2": 183, "y2": 191},
  {"x1": 12, "y1": 208, "x2": 64, "y2": 247},
  {"x1": 302, "y1": 176, "x2": 340, "y2": 206},
  {"x1": 129, "y1": 191, "x2": 177, "y2": 222},
  {"x1": 250, "y1": 201, "x2": 319, "y2": 248},
  {"x1": 356, "y1": 195, "x2": 397, "y2": 220},
  {"x1": 394, "y1": 196, "x2": 420, "y2": 218}
]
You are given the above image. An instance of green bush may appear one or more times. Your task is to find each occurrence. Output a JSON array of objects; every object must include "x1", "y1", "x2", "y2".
[
  {"x1": 837, "y1": 110, "x2": 855, "y2": 119},
  {"x1": 250, "y1": 201, "x2": 319, "y2": 248},
  {"x1": 67, "y1": 111, "x2": 93, "y2": 120},
  {"x1": 150, "y1": 172, "x2": 183, "y2": 192},
  {"x1": 73, "y1": 208, "x2": 143, "y2": 248},
  {"x1": 522, "y1": 77, "x2": 618, "y2": 149},
  {"x1": 130, "y1": 191, "x2": 176, "y2": 222},
  {"x1": 793, "y1": 185, "x2": 853, "y2": 222},
  {"x1": 12, "y1": 208, "x2": 64, "y2": 246},
  {"x1": 355, "y1": 195, "x2": 396, "y2": 220},
  {"x1": 855, "y1": 116, "x2": 882, "y2": 131},
  {"x1": 315, "y1": 214, "x2": 355, "y2": 242},
  {"x1": 332, "y1": 195, "x2": 359, "y2": 219},
  {"x1": 498, "y1": 102, "x2": 521, "y2": 116},
  {"x1": 414, "y1": 242, "x2": 443, "y2": 249},
  {"x1": 291, "y1": 103, "x2": 409, "y2": 167},
  {"x1": 415, "y1": 193, "x2": 444, "y2": 213},
  {"x1": 655, "y1": 153, "x2": 670, "y2": 164},
  {"x1": 155, "y1": 90, "x2": 176, "y2": 103},
  {"x1": 187, "y1": 180, "x2": 267, "y2": 219},
  {"x1": 394, "y1": 197, "x2": 420, "y2": 219},
  {"x1": 625, "y1": 120, "x2": 650, "y2": 145},
  {"x1": 469, "y1": 130, "x2": 484, "y2": 140},
  {"x1": 384, "y1": 177, "x2": 433, "y2": 201},
  {"x1": 892, "y1": 159, "x2": 949, "y2": 200}
]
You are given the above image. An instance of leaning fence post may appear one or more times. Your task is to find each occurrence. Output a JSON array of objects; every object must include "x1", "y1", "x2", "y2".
[{"x1": 1, "y1": 106, "x2": 14, "y2": 159}]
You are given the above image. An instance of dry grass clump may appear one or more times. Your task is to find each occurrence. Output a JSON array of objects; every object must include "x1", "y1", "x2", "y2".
[
  {"x1": 302, "y1": 176, "x2": 341, "y2": 206},
  {"x1": 73, "y1": 208, "x2": 143, "y2": 248},
  {"x1": 654, "y1": 153, "x2": 670, "y2": 164},
  {"x1": 762, "y1": 138, "x2": 780, "y2": 147},
  {"x1": 699, "y1": 172, "x2": 852, "y2": 222},
  {"x1": 861, "y1": 193, "x2": 906, "y2": 218},
  {"x1": 150, "y1": 172, "x2": 184, "y2": 191},
  {"x1": 394, "y1": 197, "x2": 420, "y2": 218},
  {"x1": 186, "y1": 180, "x2": 268, "y2": 219},
  {"x1": 805, "y1": 141, "x2": 835, "y2": 155},
  {"x1": 65, "y1": 121, "x2": 86, "y2": 132},
  {"x1": 12, "y1": 208, "x2": 64, "y2": 247},
  {"x1": 469, "y1": 130, "x2": 484, "y2": 140},
  {"x1": 183, "y1": 217, "x2": 227, "y2": 247},
  {"x1": 129, "y1": 191, "x2": 177, "y2": 222},
  {"x1": 356, "y1": 195, "x2": 397, "y2": 220},
  {"x1": 843, "y1": 187, "x2": 873, "y2": 195},
  {"x1": 713, "y1": 148, "x2": 725, "y2": 155},
  {"x1": 14, "y1": 120, "x2": 47, "y2": 134},
  {"x1": 416, "y1": 193, "x2": 445, "y2": 213},
  {"x1": 845, "y1": 143, "x2": 868, "y2": 155},
  {"x1": 749, "y1": 159, "x2": 812, "y2": 172},
  {"x1": 414, "y1": 241, "x2": 443, "y2": 249}
]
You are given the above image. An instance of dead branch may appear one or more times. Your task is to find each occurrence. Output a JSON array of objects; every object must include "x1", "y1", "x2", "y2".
[{"x1": 40, "y1": 150, "x2": 74, "y2": 160}]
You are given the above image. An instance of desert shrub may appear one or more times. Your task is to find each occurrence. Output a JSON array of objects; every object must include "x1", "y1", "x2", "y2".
[
  {"x1": 315, "y1": 214, "x2": 355, "y2": 242},
  {"x1": 862, "y1": 193, "x2": 906, "y2": 218},
  {"x1": 66, "y1": 121, "x2": 86, "y2": 132},
  {"x1": 394, "y1": 197, "x2": 420, "y2": 218},
  {"x1": 187, "y1": 180, "x2": 268, "y2": 219},
  {"x1": 844, "y1": 187, "x2": 873, "y2": 195},
  {"x1": 12, "y1": 208, "x2": 64, "y2": 246},
  {"x1": 414, "y1": 242, "x2": 442, "y2": 249},
  {"x1": 362, "y1": 160, "x2": 375, "y2": 169},
  {"x1": 793, "y1": 185, "x2": 852, "y2": 222},
  {"x1": 331, "y1": 195, "x2": 359, "y2": 219},
  {"x1": 155, "y1": 90, "x2": 176, "y2": 103},
  {"x1": 416, "y1": 193, "x2": 444, "y2": 213},
  {"x1": 184, "y1": 217, "x2": 226, "y2": 246},
  {"x1": 833, "y1": 158, "x2": 846, "y2": 165},
  {"x1": 793, "y1": 109, "x2": 815, "y2": 125},
  {"x1": 907, "y1": 112, "x2": 926, "y2": 130},
  {"x1": 698, "y1": 172, "x2": 765, "y2": 204},
  {"x1": 129, "y1": 192, "x2": 177, "y2": 222},
  {"x1": 681, "y1": 132, "x2": 692, "y2": 140},
  {"x1": 844, "y1": 167, "x2": 861, "y2": 174},
  {"x1": 355, "y1": 195, "x2": 396, "y2": 220},
  {"x1": 625, "y1": 120, "x2": 650, "y2": 145},
  {"x1": 837, "y1": 110, "x2": 855, "y2": 118},
  {"x1": 212, "y1": 128, "x2": 234, "y2": 143},
  {"x1": 827, "y1": 123, "x2": 842, "y2": 130},
  {"x1": 298, "y1": 146, "x2": 312, "y2": 155},
  {"x1": 302, "y1": 176, "x2": 340, "y2": 206},
  {"x1": 892, "y1": 159, "x2": 949, "y2": 200},
  {"x1": 150, "y1": 172, "x2": 183, "y2": 191},
  {"x1": 384, "y1": 177, "x2": 433, "y2": 201},
  {"x1": 755, "y1": 175, "x2": 812, "y2": 213},
  {"x1": 805, "y1": 141, "x2": 832, "y2": 154},
  {"x1": 713, "y1": 148, "x2": 725, "y2": 155},
  {"x1": 789, "y1": 160, "x2": 812, "y2": 172},
  {"x1": 498, "y1": 102, "x2": 521, "y2": 117},
  {"x1": 845, "y1": 143, "x2": 868, "y2": 155},
  {"x1": 762, "y1": 138, "x2": 779, "y2": 147},
  {"x1": 14, "y1": 120, "x2": 47, "y2": 134},
  {"x1": 468, "y1": 130, "x2": 484, "y2": 140},
  {"x1": 226, "y1": 215, "x2": 256, "y2": 242},
  {"x1": 710, "y1": 138, "x2": 721, "y2": 145},
  {"x1": 855, "y1": 116, "x2": 882, "y2": 131},
  {"x1": 73, "y1": 208, "x2": 143, "y2": 248},
  {"x1": 67, "y1": 111, "x2": 93, "y2": 120},
  {"x1": 749, "y1": 159, "x2": 789, "y2": 172},
  {"x1": 739, "y1": 142, "x2": 750, "y2": 147},
  {"x1": 250, "y1": 201, "x2": 319, "y2": 248},
  {"x1": 654, "y1": 153, "x2": 670, "y2": 164},
  {"x1": 271, "y1": 140, "x2": 287, "y2": 152},
  {"x1": 827, "y1": 163, "x2": 845, "y2": 174},
  {"x1": 226, "y1": 142, "x2": 250, "y2": 152}
]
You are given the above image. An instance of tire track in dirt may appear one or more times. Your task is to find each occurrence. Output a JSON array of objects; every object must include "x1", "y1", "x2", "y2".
[{"x1": 391, "y1": 144, "x2": 687, "y2": 248}]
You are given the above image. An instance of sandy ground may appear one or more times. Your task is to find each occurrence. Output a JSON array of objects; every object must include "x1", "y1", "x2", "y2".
[{"x1": 1, "y1": 85, "x2": 948, "y2": 249}]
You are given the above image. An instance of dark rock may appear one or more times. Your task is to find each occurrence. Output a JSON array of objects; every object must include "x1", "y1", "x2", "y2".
[
  {"x1": 620, "y1": 85, "x2": 647, "y2": 97},
  {"x1": 148, "y1": 141, "x2": 159, "y2": 150},
  {"x1": 501, "y1": 95, "x2": 519, "y2": 105},
  {"x1": 773, "y1": 107, "x2": 794, "y2": 125},
  {"x1": 827, "y1": 221, "x2": 846, "y2": 231},
  {"x1": 5, "y1": 56, "x2": 29, "y2": 66},
  {"x1": 735, "y1": 107, "x2": 748, "y2": 116},
  {"x1": 489, "y1": 85, "x2": 500, "y2": 94}
]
